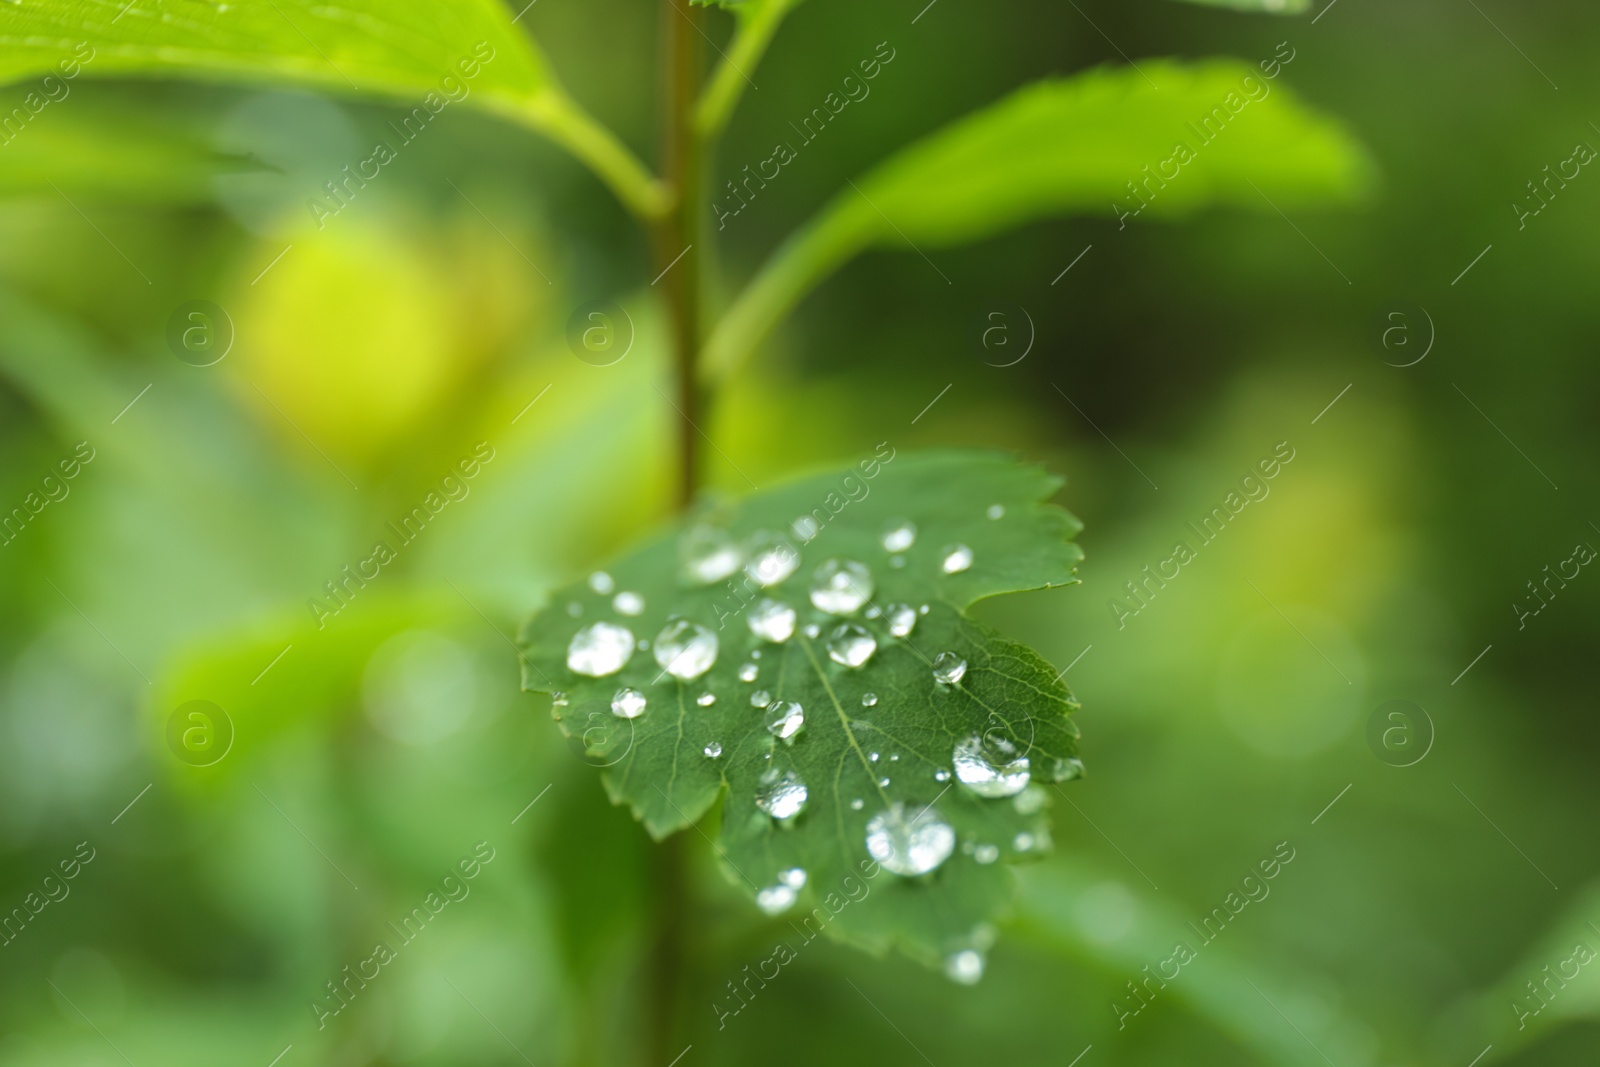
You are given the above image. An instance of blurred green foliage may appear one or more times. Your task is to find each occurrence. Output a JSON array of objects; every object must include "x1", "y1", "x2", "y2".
[{"x1": 0, "y1": 0, "x2": 1596, "y2": 1065}]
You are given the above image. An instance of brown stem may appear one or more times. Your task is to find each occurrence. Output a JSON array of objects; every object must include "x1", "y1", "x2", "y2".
[
  {"x1": 646, "y1": 1, "x2": 704, "y2": 1062},
  {"x1": 654, "y1": 0, "x2": 704, "y2": 512}
]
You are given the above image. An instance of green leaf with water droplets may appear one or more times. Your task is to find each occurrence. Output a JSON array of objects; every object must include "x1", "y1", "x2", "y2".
[{"x1": 519, "y1": 450, "x2": 1085, "y2": 970}]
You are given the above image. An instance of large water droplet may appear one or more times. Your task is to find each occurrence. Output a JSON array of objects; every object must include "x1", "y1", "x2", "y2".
[
  {"x1": 945, "y1": 949, "x2": 985, "y2": 985},
  {"x1": 755, "y1": 769, "x2": 807, "y2": 821},
  {"x1": 611, "y1": 687, "x2": 647, "y2": 719},
  {"x1": 1053, "y1": 756, "x2": 1086, "y2": 782},
  {"x1": 861, "y1": 692, "x2": 878, "y2": 707},
  {"x1": 681, "y1": 526, "x2": 742, "y2": 585},
  {"x1": 881, "y1": 519, "x2": 917, "y2": 553},
  {"x1": 697, "y1": 692, "x2": 716, "y2": 707},
  {"x1": 810, "y1": 559, "x2": 874, "y2": 615},
  {"x1": 932, "y1": 652, "x2": 968, "y2": 685},
  {"x1": 791, "y1": 515, "x2": 820, "y2": 544},
  {"x1": 756, "y1": 867, "x2": 807, "y2": 914},
  {"x1": 567, "y1": 622, "x2": 635, "y2": 677},
  {"x1": 747, "y1": 598, "x2": 796, "y2": 643},
  {"x1": 942, "y1": 544, "x2": 974, "y2": 574},
  {"x1": 653, "y1": 619, "x2": 718, "y2": 680},
  {"x1": 588, "y1": 571, "x2": 615, "y2": 595},
  {"x1": 704, "y1": 741, "x2": 723, "y2": 758},
  {"x1": 746, "y1": 531, "x2": 801, "y2": 587},
  {"x1": 827, "y1": 624, "x2": 877, "y2": 668},
  {"x1": 766, "y1": 701, "x2": 805, "y2": 743},
  {"x1": 886, "y1": 604, "x2": 917, "y2": 638},
  {"x1": 865, "y1": 802, "x2": 955, "y2": 876},
  {"x1": 613, "y1": 591, "x2": 645, "y2": 616},
  {"x1": 952, "y1": 733, "x2": 1031, "y2": 797},
  {"x1": 738, "y1": 662, "x2": 759, "y2": 682}
]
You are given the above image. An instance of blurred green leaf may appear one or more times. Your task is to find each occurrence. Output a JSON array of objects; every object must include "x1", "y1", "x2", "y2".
[
  {"x1": 693, "y1": 0, "x2": 803, "y2": 135},
  {"x1": 0, "y1": 94, "x2": 253, "y2": 201},
  {"x1": 520, "y1": 450, "x2": 1085, "y2": 966},
  {"x1": 0, "y1": 0, "x2": 666, "y2": 214},
  {"x1": 703, "y1": 59, "x2": 1371, "y2": 380}
]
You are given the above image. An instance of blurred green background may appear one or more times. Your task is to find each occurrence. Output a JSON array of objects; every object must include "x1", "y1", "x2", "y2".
[{"x1": 1, "y1": 0, "x2": 1597, "y2": 1065}]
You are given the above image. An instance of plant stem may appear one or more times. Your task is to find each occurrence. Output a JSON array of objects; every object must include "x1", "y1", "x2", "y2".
[
  {"x1": 654, "y1": 0, "x2": 705, "y2": 513},
  {"x1": 694, "y1": 0, "x2": 799, "y2": 139},
  {"x1": 645, "y1": 2, "x2": 704, "y2": 1063}
]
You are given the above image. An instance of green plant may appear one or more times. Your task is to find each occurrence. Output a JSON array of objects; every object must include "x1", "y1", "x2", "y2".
[{"x1": 1, "y1": 0, "x2": 1368, "y2": 1058}]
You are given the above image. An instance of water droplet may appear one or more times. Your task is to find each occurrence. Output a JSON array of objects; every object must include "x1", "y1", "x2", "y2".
[
  {"x1": 755, "y1": 867, "x2": 808, "y2": 914},
  {"x1": 945, "y1": 949, "x2": 985, "y2": 985},
  {"x1": 653, "y1": 619, "x2": 719, "y2": 680},
  {"x1": 755, "y1": 769, "x2": 807, "y2": 821},
  {"x1": 697, "y1": 692, "x2": 716, "y2": 707},
  {"x1": 588, "y1": 571, "x2": 615, "y2": 595},
  {"x1": 986, "y1": 504, "x2": 1005, "y2": 520},
  {"x1": 704, "y1": 741, "x2": 722, "y2": 758},
  {"x1": 611, "y1": 687, "x2": 647, "y2": 719},
  {"x1": 551, "y1": 691, "x2": 569, "y2": 708},
  {"x1": 974, "y1": 843, "x2": 999, "y2": 864},
  {"x1": 869, "y1": 752, "x2": 880, "y2": 762},
  {"x1": 827, "y1": 623, "x2": 877, "y2": 668},
  {"x1": 861, "y1": 692, "x2": 878, "y2": 707},
  {"x1": 864, "y1": 604, "x2": 882, "y2": 619},
  {"x1": 810, "y1": 559, "x2": 874, "y2": 615},
  {"x1": 850, "y1": 798, "x2": 864, "y2": 811},
  {"x1": 890, "y1": 555, "x2": 907, "y2": 569},
  {"x1": 942, "y1": 544, "x2": 974, "y2": 574},
  {"x1": 889, "y1": 753, "x2": 900, "y2": 762},
  {"x1": 919, "y1": 604, "x2": 931, "y2": 615},
  {"x1": 738, "y1": 663, "x2": 759, "y2": 682},
  {"x1": 748, "y1": 598, "x2": 796, "y2": 643},
  {"x1": 765, "y1": 701, "x2": 805, "y2": 743},
  {"x1": 952, "y1": 733, "x2": 1030, "y2": 797},
  {"x1": 879, "y1": 777, "x2": 891, "y2": 787},
  {"x1": 746, "y1": 531, "x2": 801, "y2": 587},
  {"x1": 791, "y1": 515, "x2": 820, "y2": 544},
  {"x1": 567, "y1": 622, "x2": 635, "y2": 677},
  {"x1": 613, "y1": 591, "x2": 645, "y2": 616},
  {"x1": 886, "y1": 603, "x2": 917, "y2": 638},
  {"x1": 934, "y1": 769, "x2": 950, "y2": 782},
  {"x1": 865, "y1": 802, "x2": 956, "y2": 876},
  {"x1": 1052, "y1": 756, "x2": 1086, "y2": 782},
  {"x1": 751, "y1": 689, "x2": 772, "y2": 708},
  {"x1": 681, "y1": 526, "x2": 743, "y2": 585},
  {"x1": 881, "y1": 519, "x2": 917, "y2": 553},
  {"x1": 750, "y1": 649, "x2": 761, "y2": 659},
  {"x1": 802, "y1": 623, "x2": 821, "y2": 639},
  {"x1": 1013, "y1": 832, "x2": 1035, "y2": 851},
  {"x1": 566, "y1": 602, "x2": 583, "y2": 617},
  {"x1": 932, "y1": 652, "x2": 968, "y2": 685},
  {"x1": 1013, "y1": 785, "x2": 1047, "y2": 814}
]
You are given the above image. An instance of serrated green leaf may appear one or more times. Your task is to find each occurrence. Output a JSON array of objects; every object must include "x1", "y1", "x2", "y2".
[
  {"x1": 702, "y1": 59, "x2": 1372, "y2": 380},
  {"x1": 1170, "y1": 0, "x2": 1312, "y2": 13},
  {"x1": 0, "y1": 0, "x2": 667, "y2": 215},
  {"x1": 519, "y1": 450, "x2": 1086, "y2": 967}
]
